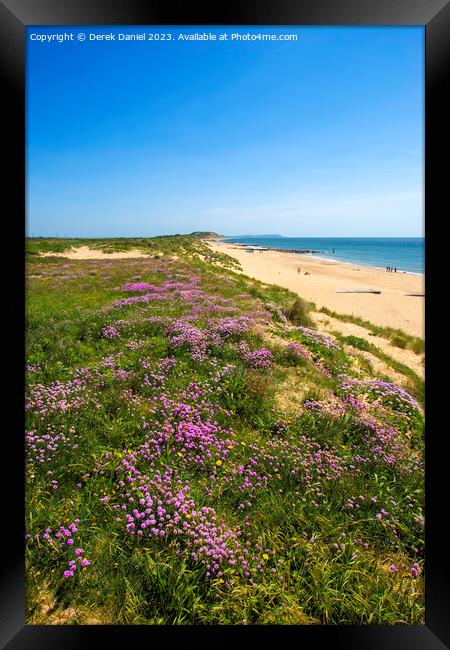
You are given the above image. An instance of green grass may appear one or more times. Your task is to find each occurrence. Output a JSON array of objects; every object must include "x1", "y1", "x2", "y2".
[
  {"x1": 319, "y1": 306, "x2": 425, "y2": 355},
  {"x1": 26, "y1": 238, "x2": 84, "y2": 255},
  {"x1": 283, "y1": 297, "x2": 315, "y2": 327},
  {"x1": 25, "y1": 237, "x2": 424, "y2": 625},
  {"x1": 26, "y1": 235, "x2": 242, "y2": 272},
  {"x1": 335, "y1": 332, "x2": 424, "y2": 406}
]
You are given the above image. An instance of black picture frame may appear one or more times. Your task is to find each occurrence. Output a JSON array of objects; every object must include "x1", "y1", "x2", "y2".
[{"x1": 2, "y1": 0, "x2": 449, "y2": 647}]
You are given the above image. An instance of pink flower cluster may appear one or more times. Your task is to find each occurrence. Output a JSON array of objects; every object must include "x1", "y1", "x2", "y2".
[
  {"x1": 26, "y1": 377, "x2": 100, "y2": 419},
  {"x1": 293, "y1": 326, "x2": 340, "y2": 350},
  {"x1": 338, "y1": 375, "x2": 423, "y2": 415},
  {"x1": 238, "y1": 341, "x2": 273, "y2": 370},
  {"x1": 109, "y1": 292, "x2": 166, "y2": 310},
  {"x1": 26, "y1": 425, "x2": 78, "y2": 465},
  {"x1": 285, "y1": 341, "x2": 312, "y2": 360},
  {"x1": 109, "y1": 454, "x2": 262, "y2": 577},
  {"x1": 209, "y1": 316, "x2": 252, "y2": 339},
  {"x1": 303, "y1": 399, "x2": 346, "y2": 417},
  {"x1": 167, "y1": 321, "x2": 209, "y2": 361},
  {"x1": 26, "y1": 362, "x2": 41, "y2": 374},
  {"x1": 121, "y1": 282, "x2": 162, "y2": 293},
  {"x1": 27, "y1": 519, "x2": 91, "y2": 579},
  {"x1": 101, "y1": 325, "x2": 120, "y2": 339}
]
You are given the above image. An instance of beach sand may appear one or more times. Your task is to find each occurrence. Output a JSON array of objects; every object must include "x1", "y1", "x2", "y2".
[
  {"x1": 39, "y1": 246, "x2": 151, "y2": 260},
  {"x1": 208, "y1": 241, "x2": 424, "y2": 338}
]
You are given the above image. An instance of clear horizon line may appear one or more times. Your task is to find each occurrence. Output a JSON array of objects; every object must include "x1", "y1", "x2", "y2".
[
  {"x1": 26, "y1": 234, "x2": 425, "y2": 239},
  {"x1": 222, "y1": 234, "x2": 424, "y2": 239}
]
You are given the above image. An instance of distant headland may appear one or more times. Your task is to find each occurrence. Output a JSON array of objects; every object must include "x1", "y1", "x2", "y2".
[{"x1": 188, "y1": 231, "x2": 222, "y2": 240}]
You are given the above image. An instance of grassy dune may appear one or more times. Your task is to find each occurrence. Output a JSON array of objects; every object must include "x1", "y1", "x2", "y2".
[{"x1": 25, "y1": 237, "x2": 424, "y2": 625}]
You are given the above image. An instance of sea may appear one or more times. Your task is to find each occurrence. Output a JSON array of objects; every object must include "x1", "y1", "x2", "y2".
[{"x1": 221, "y1": 237, "x2": 424, "y2": 275}]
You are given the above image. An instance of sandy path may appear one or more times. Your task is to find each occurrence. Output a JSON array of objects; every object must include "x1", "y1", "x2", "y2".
[
  {"x1": 208, "y1": 242, "x2": 424, "y2": 338},
  {"x1": 39, "y1": 246, "x2": 151, "y2": 260}
]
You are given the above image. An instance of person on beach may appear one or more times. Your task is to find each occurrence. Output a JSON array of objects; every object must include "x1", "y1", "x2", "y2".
[{"x1": 297, "y1": 267, "x2": 301, "y2": 274}]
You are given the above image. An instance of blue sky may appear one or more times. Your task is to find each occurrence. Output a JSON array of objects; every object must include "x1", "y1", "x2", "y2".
[{"x1": 26, "y1": 26, "x2": 424, "y2": 238}]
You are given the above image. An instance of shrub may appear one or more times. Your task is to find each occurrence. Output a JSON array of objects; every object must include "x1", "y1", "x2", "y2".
[
  {"x1": 283, "y1": 298, "x2": 313, "y2": 327},
  {"x1": 341, "y1": 335, "x2": 370, "y2": 351},
  {"x1": 391, "y1": 336, "x2": 407, "y2": 349}
]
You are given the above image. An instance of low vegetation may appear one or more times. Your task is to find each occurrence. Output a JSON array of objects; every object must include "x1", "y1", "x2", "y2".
[
  {"x1": 336, "y1": 334, "x2": 423, "y2": 403},
  {"x1": 282, "y1": 297, "x2": 315, "y2": 328},
  {"x1": 25, "y1": 237, "x2": 424, "y2": 625},
  {"x1": 318, "y1": 307, "x2": 424, "y2": 355}
]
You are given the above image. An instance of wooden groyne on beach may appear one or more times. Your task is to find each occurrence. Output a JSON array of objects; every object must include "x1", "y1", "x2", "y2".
[{"x1": 242, "y1": 246, "x2": 322, "y2": 255}]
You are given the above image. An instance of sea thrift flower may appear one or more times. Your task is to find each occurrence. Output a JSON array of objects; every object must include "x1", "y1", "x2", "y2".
[
  {"x1": 410, "y1": 563, "x2": 421, "y2": 578},
  {"x1": 238, "y1": 342, "x2": 273, "y2": 369},
  {"x1": 292, "y1": 326, "x2": 340, "y2": 350},
  {"x1": 101, "y1": 325, "x2": 119, "y2": 339},
  {"x1": 26, "y1": 254, "x2": 424, "y2": 598},
  {"x1": 285, "y1": 341, "x2": 312, "y2": 360},
  {"x1": 121, "y1": 282, "x2": 162, "y2": 293},
  {"x1": 338, "y1": 375, "x2": 423, "y2": 415},
  {"x1": 167, "y1": 321, "x2": 209, "y2": 361}
]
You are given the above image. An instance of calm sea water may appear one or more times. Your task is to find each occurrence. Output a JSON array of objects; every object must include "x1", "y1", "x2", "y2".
[{"x1": 222, "y1": 237, "x2": 424, "y2": 274}]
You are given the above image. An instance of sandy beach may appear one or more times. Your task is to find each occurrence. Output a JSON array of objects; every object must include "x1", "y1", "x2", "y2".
[{"x1": 208, "y1": 241, "x2": 424, "y2": 338}]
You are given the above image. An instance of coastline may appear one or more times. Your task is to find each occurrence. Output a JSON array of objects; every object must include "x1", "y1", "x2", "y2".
[
  {"x1": 207, "y1": 240, "x2": 425, "y2": 338},
  {"x1": 298, "y1": 253, "x2": 423, "y2": 277},
  {"x1": 218, "y1": 239, "x2": 424, "y2": 276}
]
